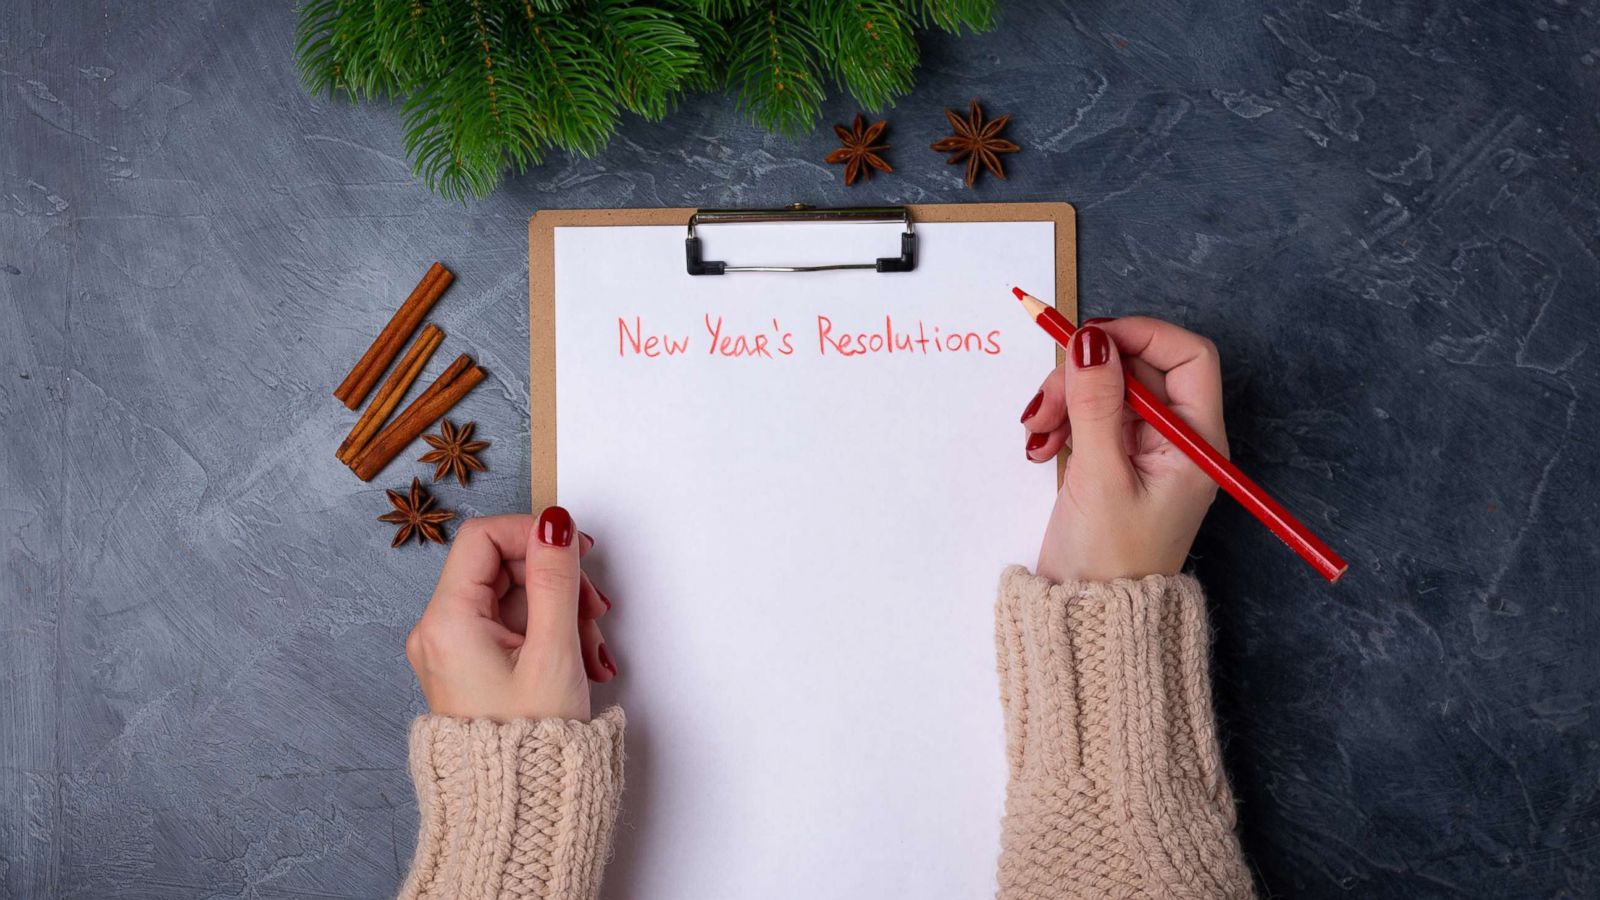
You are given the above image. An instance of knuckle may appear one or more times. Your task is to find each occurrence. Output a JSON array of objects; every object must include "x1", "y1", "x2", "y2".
[
  {"x1": 404, "y1": 623, "x2": 428, "y2": 663},
  {"x1": 407, "y1": 615, "x2": 459, "y2": 660},
  {"x1": 1072, "y1": 379, "x2": 1125, "y2": 419},
  {"x1": 526, "y1": 567, "x2": 579, "y2": 597}
]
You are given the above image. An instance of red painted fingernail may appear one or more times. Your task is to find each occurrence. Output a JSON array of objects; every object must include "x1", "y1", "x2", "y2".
[
  {"x1": 1020, "y1": 390, "x2": 1044, "y2": 423},
  {"x1": 1025, "y1": 432, "x2": 1048, "y2": 455},
  {"x1": 598, "y1": 642, "x2": 617, "y2": 676},
  {"x1": 1073, "y1": 326, "x2": 1111, "y2": 369},
  {"x1": 1081, "y1": 317, "x2": 1116, "y2": 325},
  {"x1": 537, "y1": 506, "x2": 574, "y2": 547}
]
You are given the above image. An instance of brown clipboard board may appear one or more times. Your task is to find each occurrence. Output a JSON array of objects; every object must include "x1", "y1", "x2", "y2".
[{"x1": 527, "y1": 202, "x2": 1077, "y2": 509}]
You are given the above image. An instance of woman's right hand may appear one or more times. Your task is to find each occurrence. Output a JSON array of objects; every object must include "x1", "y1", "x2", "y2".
[
  {"x1": 1020, "y1": 317, "x2": 1228, "y2": 583},
  {"x1": 405, "y1": 507, "x2": 616, "y2": 723}
]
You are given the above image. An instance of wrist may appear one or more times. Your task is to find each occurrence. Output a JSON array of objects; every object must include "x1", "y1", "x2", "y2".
[{"x1": 1036, "y1": 525, "x2": 1193, "y2": 583}]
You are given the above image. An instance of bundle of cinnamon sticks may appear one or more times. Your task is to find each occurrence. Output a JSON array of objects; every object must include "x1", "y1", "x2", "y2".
[{"x1": 333, "y1": 263, "x2": 486, "y2": 481}]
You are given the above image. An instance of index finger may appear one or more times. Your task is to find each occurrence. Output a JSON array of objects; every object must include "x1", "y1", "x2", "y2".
[
  {"x1": 1095, "y1": 316, "x2": 1227, "y2": 450},
  {"x1": 430, "y1": 514, "x2": 535, "y2": 616}
]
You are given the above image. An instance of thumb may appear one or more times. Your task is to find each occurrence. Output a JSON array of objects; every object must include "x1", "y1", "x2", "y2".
[
  {"x1": 519, "y1": 506, "x2": 583, "y2": 658},
  {"x1": 1063, "y1": 325, "x2": 1137, "y2": 483}
]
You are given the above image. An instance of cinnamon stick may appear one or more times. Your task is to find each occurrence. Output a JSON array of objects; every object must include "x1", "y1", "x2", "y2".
[
  {"x1": 334, "y1": 262, "x2": 453, "y2": 410},
  {"x1": 345, "y1": 352, "x2": 468, "y2": 478},
  {"x1": 336, "y1": 323, "x2": 444, "y2": 463},
  {"x1": 367, "y1": 352, "x2": 473, "y2": 447},
  {"x1": 350, "y1": 356, "x2": 486, "y2": 482}
]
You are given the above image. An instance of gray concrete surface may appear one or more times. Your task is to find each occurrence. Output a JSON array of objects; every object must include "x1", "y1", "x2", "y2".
[{"x1": 3, "y1": 0, "x2": 1598, "y2": 896}]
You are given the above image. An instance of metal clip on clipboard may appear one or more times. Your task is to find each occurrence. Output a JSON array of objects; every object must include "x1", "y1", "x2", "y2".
[{"x1": 685, "y1": 204, "x2": 917, "y2": 275}]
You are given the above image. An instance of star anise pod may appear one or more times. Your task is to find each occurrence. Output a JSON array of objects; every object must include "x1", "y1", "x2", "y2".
[
  {"x1": 825, "y1": 113, "x2": 892, "y2": 186},
  {"x1": 420, "y1": 419, "x2": 489, "y2": 485},
  {"x1": 378, "y1": 477, "x2": 454, "y2": 547},
  {"x1": 930, "y1": 99, "x2": 1020, "y2": 187}
]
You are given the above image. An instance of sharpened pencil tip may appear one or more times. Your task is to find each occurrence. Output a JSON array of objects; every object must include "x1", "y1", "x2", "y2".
[{"x1": 1011, "y1": 286, "x2": 1027, "y2": 301}]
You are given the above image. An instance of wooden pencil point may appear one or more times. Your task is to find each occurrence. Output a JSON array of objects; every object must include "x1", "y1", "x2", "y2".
[{"x1": 1014, "y1": 290, "x2": 1048, "y2": 320}]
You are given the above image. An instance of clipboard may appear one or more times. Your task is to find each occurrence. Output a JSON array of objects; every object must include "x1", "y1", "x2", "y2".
[
  {"x1": 528, "y1": 202, "x2": 1077, "y2": 508},
  {"x1": 525, "y1": 201, "x2": 1076, "y2": 898}
]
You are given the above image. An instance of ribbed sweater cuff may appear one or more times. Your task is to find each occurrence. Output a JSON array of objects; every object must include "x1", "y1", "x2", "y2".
[
  {"x1": 995, "y1": 566, "x2": 1255, "y2": 899},
  {"x1": 995, "y1": 566, "x2": 1223, "y2": 796},
  {"x1": 400, "y1": 707, "x2": 625, "y2": 900}
]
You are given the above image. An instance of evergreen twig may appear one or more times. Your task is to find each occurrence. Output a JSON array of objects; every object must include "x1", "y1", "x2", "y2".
[{"x1": 296, "y1": 0, "x2": 997, "y2": 199}]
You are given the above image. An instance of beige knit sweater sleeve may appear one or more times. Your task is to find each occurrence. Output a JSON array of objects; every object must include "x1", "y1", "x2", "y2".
[
  {"x1": 995, "y1": 566, "x2": 1256, "y2": 899},
  {"x1": 399, "y1": 707, "x2": 625, "y2": 900}
]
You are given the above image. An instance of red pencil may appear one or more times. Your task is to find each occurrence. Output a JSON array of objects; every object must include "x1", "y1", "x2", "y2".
[{"x1": 1012, "y1": 287, "x2": 1348, "y2": 583}]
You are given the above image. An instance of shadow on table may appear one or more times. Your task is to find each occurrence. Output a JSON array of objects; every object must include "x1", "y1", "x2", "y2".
[{"x1": 598, "y1": 680, "x2": 658, "y2": 900}]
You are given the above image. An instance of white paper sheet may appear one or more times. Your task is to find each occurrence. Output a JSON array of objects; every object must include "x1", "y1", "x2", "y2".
[{"x1": 553, "y1": 220, "x2": 1059, "y2": 899}]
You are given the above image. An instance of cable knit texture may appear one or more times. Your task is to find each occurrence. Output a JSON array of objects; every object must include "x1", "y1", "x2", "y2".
[
  {"x1": 399, "y1": 707, "x2": 625, "y2": 900},
  {"x1": 995, "y1": 566, "x2": 1255, "y2": 899}
]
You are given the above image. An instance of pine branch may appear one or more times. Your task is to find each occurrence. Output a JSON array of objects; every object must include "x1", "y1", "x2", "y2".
[
  {"x1": 728, "y1": 1, "x2": 826, "y2": 135},
  {"x1": 812, "y1": 1, "x2": 918, "y2": 111},
  {"x1": 296, "y1": 0, "x2": 402, "y2": 99},
  {"x1": 914, "y1": 0, "x2": 995, "y2": 33},
  {"x1": 295, "y1": 0, "x2": 998, "y2": 199},
  {"x1": 401, "y1": 0, "x2": 545, "y2": 199},
  {"x1": 695, "y1": 0, "x2": 760, "y2": 18},
  {"x1": 294, "y1": 0, "x2": 341, "y2": 97},
  {"x1": 589, "y1": 1, "x2": 702, "y2": 121},
  {"x1": 663, "y1": 0, "x2": 733, "y2": 93},
  {"x1": 370, "y1": 0, "x2": 451, "y2": 83},
  {"x1": 514, "y1": 4, "x2": 621, "y2": 156}
]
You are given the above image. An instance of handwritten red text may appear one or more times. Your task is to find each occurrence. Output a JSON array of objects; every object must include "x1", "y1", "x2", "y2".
[
  {"x1": 816, "y1": 315, "x2": 1002, "y2": 357},
  {"x1": 618, "y1": 316, "x2": 691, "y2": 357},
  {"x1": 617, "y1": 314, "x2": 1003, "y2": 360},
  {"x1": 703, "y1": 315, "x2": 796, "y2": 358}
]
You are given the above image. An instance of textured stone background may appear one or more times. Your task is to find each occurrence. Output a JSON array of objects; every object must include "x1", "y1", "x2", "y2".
[{"x1": 4, "y1": 0, "x2": 1598, "y2": 897}]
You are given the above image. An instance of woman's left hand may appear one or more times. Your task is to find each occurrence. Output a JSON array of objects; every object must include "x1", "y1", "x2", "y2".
[{"x1": 405, "y1": 508, "x2": 616, "y2": 722}]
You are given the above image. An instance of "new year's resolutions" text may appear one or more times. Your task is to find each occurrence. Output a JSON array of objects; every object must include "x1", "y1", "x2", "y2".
[{"x1": 618, "y1": 314, "x2": 1005, "y2": 359}]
